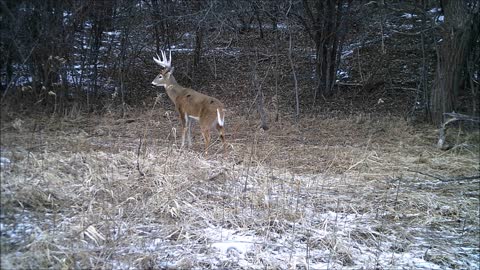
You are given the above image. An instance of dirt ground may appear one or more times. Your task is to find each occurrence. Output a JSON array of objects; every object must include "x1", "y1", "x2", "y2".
[{"x1": 1, "y1": 108, "x2": 479, "y2": 269}]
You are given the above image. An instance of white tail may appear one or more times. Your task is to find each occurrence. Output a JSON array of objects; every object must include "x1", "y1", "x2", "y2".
[
  {"x1": 152, "y1": 50, "x2": 226, "y2": 154},
  {"x1": 216, "y1": 108, "x2": 224, "y2": 127}
]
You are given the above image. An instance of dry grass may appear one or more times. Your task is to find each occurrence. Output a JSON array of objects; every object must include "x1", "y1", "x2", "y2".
[{"x1": 1, "y1": 108, "x2": 479, "y2": 269}]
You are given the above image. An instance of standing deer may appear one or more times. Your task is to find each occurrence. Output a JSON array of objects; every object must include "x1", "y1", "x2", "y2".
[{"x1": 151, "y1": 50, "x2": 226, "y2": 154}]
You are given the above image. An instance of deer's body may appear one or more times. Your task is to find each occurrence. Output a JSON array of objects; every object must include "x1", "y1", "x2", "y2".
[{"x1": 152, "y1": 51, "x2": 225, "y2": 154}]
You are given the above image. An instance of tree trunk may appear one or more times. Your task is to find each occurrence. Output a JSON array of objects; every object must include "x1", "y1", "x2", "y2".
[
  {"x1": 192, "y1": 0, "x2": 204, "y2": 83},
  {"x1": 289, "y1": 32, "x2": 300, "y2": 120},
  {"x1": 253, "y1": 53, "x2": 269, "y2": 130},
  {"x1": 430, "y1": 1, "x2": 478, "y2": 125},
  {"x1": 303, "y1": 0, "x2": 349, "y2": 98},
  {"x1": 193, "y1": 27, "x2": 203, "y2": 83}
]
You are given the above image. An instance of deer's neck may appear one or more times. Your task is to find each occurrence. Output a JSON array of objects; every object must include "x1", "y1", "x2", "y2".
[
  {"x1": 165, "y1": 84, "x2": 180, "y2": 102},
  {"x1": 164, "y1": 79, "x2": 189, "y2": 103}
]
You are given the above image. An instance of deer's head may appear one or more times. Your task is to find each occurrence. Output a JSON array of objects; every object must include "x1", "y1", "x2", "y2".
[{"x1": 152, "y1": 50, "x2": 175, "y2": 87}]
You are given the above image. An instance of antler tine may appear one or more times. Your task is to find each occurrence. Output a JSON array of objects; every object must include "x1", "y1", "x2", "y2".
[
  {"x1": 153, "y1": 50, "x2": 172, "y2": 69},
  {"x1": 161, "y1": 50, "x2": 172, "y2": 67},
  {"x1": 153, "y1": 53, "x2": 163, "y2": 66},
  {"x1": 161, "y1": 50, "x2": 167, "y2": 64}
]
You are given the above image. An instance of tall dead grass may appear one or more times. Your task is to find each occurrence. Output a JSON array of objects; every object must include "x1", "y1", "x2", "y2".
[{"x1": 1, "y1": 111, "x2": 478, "y2": 269}]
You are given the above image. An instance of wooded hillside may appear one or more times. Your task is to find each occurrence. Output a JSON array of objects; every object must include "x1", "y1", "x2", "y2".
[{"x1": 1, "y1": 0, "x2": 478, "y2": 124}]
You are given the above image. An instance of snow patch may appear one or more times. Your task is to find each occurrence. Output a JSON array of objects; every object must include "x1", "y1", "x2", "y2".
[
  {"x1": 401, "y1": 13, "x2": 417, "y2": 19},
  {"x1": 207, "y1": 228, "x2": 255, "y2": 256}
]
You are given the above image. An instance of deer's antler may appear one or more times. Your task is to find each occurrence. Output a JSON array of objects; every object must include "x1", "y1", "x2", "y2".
[{"x1": 153, "y1": 50, "x2": 172, "y2": 70}]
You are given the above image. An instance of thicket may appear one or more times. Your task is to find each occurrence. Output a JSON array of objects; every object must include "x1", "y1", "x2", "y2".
[{"x1": 1, "y1": 0, "x2": 478, "y2": 124}]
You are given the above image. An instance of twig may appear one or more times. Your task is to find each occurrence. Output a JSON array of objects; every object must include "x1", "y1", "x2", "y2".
[
  {"x1": 408, "y1": 169, "x2": 480, "y2": 182},
  {"x1": 136, "y1": 137, "x2": 145, "y2": 176},
  {"x1": 440, "y1": 175, "x2": 480, "y2": 182},
  {"x1": 408, "y1": 169, "x2": 444, "y2": 180}
]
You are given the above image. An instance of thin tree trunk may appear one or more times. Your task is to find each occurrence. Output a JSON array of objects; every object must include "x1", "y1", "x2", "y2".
[
  {"x1": 420, "y1": 0, "x2": 430, "y2": 120},
  {"x1": 288, "y1": 32, "x2": 300, "y2": 121},
  {"x1": 253, "y1": 50, "x2": 269, "y2": 130},
  {"x1": 274, "y1": 28, "x2": 280, "y2": 122},
  {"x1": 193, "y1": 28, "x2": 203, "y2": 83},
  {"x1": 151, "y1": 0, "x2": 161, "y2": 54}
]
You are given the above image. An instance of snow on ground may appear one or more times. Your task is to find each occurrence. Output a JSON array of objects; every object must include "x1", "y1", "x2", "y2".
[{"x1": 1, "y1": 110, "x2": 479, "y2": 270}]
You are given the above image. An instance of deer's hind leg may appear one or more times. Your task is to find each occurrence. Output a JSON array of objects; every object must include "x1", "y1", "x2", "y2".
[
  {"x1": 200, "y1": 115, "x2": 216, "y2": 154},
  {"x1": 216, "y1": 124, "x2": 226, "y2": 153},
  {"x1": 201, "y1": 127, "x2": 211, "y2": 155},
  {"x1": 186, "y1": 116, "x2": 192, "y2": 147}
]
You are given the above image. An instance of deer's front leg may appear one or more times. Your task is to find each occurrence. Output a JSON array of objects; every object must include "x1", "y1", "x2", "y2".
[{"x1": 178, "y1": 110, "x2": 188, "y2": 148}]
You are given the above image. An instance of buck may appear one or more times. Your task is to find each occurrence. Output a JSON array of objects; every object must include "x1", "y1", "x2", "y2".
[{"x1": 151, "y1": 50, "x2": 226, "y2": 154}]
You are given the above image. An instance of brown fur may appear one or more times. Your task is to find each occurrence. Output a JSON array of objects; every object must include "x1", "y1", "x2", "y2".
[{"x1": 152, "y1": 69, "x2": 226, "y2": 154}]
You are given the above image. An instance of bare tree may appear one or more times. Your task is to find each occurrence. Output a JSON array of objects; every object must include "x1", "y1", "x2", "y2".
[
  {"x1": 292, "y1": 0, "x2": 352, "y2": 98},
  {"x1": 430, "y1": 0, "x2": 479, "y2": 124}
]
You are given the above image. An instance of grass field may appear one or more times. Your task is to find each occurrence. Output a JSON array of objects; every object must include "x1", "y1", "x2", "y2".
[{"x1": 1, "y1": 108, "x2": 479, "y2": 269}]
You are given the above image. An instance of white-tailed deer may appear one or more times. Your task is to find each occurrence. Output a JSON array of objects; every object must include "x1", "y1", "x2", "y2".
[{"x1": 152, "y1": 50, "x2": 226, "y2": 154}]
